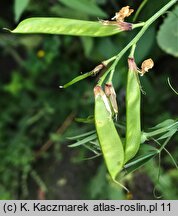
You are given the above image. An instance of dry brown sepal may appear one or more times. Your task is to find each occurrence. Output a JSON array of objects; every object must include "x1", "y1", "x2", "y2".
[
  {"x1": 99, "y1": 6, "x2": 134, "y2": 31},
  {"x1": 105, "y1": 83, "x2": 118, "y2": 119},
  {"x1": 112, "y1": 6, "x2": 134, "y2": 22},
  {"x1": 93, "y1": 62, "x2": 106, "y2": 75},
  {"x1": 139, "y1": 58, "x2": 154, "y2": 76}
]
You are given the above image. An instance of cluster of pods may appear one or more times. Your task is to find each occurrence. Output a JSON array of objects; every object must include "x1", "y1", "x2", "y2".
[{"x1": 94, "y1": 57, "x2": 153, "y2": 188}]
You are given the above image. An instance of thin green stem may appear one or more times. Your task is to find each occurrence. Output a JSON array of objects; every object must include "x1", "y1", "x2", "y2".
[
  {"x1": 132, "y1": 22, "x2": 145, "y2": 28},
  {"x1": 129, "y1": 44, "x2": 136, "y2": 58},
  {"x1": 108, "y1": 69, "x2": 115, "y2": 83},
  {"x1": 113, "y1": 179, "x2": 130, "y2": 193},
  {"x1": 97, "y1": 56, "x2": 118, "y2": 85},
  {"x1": 153, "y1": 152, "x2": 162, "y2": 199},
  {"x1": 103, "y1": 56, "x2": 116, "y2": 65},
  {"x1": 168, "y1": 77, "x2": 178, "y2": 95},
  {"x1": 97, "y1": 68, "x2": 111, "y2": 86},
  {"x1": 113, "y1": 0, "x2": 176, "y2": 67},
  {"x1": 133, "y1": 0, "x2": 149, "y2": 22},
  {"x1": 99, "y1": 0, "x2": 177, "y2": 85},
  {"x1": 152, "y1": 138, "x2": 178, "y2": 169},
  {"x1": 163, "y1": 148, "x2": 178, "y2": 169},
  {"x1": 158, "y1": 136, "x2": 173, "y2": 153}
]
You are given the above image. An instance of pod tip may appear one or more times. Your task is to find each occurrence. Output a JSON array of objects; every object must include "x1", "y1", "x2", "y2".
[
  {"x1": 59, "y1": 85, "x2": 64, "y2": 89},
  {"x1": 94, "y1": 85, "x2": 102, "y2": 96},
  {"x1": 128, "y1": 57, "x2": 137, "y2": 71},
  {"x1": 3, "y1": 28, "x2": 11, "y2": 32}
]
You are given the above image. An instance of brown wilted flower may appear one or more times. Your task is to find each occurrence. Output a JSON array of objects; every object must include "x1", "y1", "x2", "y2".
[
  {"x1": 93, "y1": 62, "x2": 106, "y2": 75},
  {"x1": 98, "y1": 6, "x2": 134, "y2": 31},
  {"x1": 112, "y1": 6, "x2": 134, "y2": 22},
  {"x1": 128, "y1": 57, "x2": 138, "y2": 72},
  {"x1": 94, "y1": 85, "x2": 112, "y2": 115},
  {"x1": 105, "y1": 82, "x2": 118, "y2": 119},
  {"x1": 128, "y1": 57, "x2": 146, "y2": 94},
  {"x1": 99, "y1": 18, "x2": 132, "y2": 31},
  {"x1": 140, "y1": 58, "x2": 154, "y2": 76}
]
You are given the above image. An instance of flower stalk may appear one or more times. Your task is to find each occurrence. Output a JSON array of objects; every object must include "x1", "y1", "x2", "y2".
[{"x1": 98, "y1": 0, "x2": 177, "y2": 85}]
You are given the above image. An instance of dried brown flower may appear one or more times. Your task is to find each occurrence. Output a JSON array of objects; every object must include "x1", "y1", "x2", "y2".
[
  {"x1": 93, "y1": 63, "x2": 105, "y2": 75},
  {"x1": 112, "y1": 6, "x2": 134, "y2": 22},
  {"x1": 105, "y1": 83, "x2": 118, "y2": 119},
  {"x1": 140, "y1": 58, "x2": 154, "y2": 76}
]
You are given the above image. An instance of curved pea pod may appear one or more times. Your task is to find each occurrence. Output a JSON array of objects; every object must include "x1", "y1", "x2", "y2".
[
  {"x1": 124, "y1": 57, "x2": 141, "y2": 163},
  {"x1": 94, "y1": 86, "x2": 124, "y2": 180},
  {"x1": 9, "y1": 18, "x2": 124, "y2": 37}
]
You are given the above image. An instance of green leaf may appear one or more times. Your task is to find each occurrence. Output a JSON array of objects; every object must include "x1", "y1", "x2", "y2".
[
  {"x1": 124, "y1": 152, "x2": 157, "y2": 169},
  {"x1": 14, "y1": 0, "x2": 30, "y2": 23},
  {"x1": 83, "y1": 143, "x2": 101, "y2": 155},
  {"x1": 10, "y1": 18, "x2": 122, "y2": 37},
  {"x1": 89, "y1": 140, "x2": 100, "y2": 148},
  {"x1": 68, "y1": 133, "x2": 97, "y2": 147},
  {"x1": 158, "y1": 128, "x2": 177, "y2": 140},
  {"x1": 75, "y1": 116, "x2": 94, "y2": 124},
  {"x1": 67, "y1": 130, "x2": 96, "y2": 140},
  {"x1": 150, "y1": 119, "x2": 175, "y2": 130},
  {"x1": 143, "y1": 120, "x2": 178, "y2": 141},
  {"x1": 123, "y1": 151, "x2": 158, "y2": 175},
  {"x1": 157, "y1": 5, "x2": 178, "y2": 57},
  {"x1": 59, "y1": 0, "x2": 107, "y2": 18},
  {"x1": 122, "y1": 144, "x2": 159, "y2": 175}
]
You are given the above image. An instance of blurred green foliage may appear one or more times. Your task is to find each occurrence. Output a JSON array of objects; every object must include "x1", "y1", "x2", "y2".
[
  {"x1": 0, "y1": 0, "x2": 177, "y2": 199},
  {"x1": 157, "y1": 5, "x2": 178, "y2": 57}
]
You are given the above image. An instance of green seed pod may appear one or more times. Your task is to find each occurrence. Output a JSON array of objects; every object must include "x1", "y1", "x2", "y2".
[
  {"x1": 105, "y1": 82, "x2": 119, "y2": 119},
  {"x1": 94, "y1": 85, "x2": 124, "y2": 180},
  {"x1": 124, "y1": 57, "x2": 141, "y2": 163}
]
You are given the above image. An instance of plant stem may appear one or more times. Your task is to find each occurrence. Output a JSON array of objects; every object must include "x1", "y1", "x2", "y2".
[
  {"x1": 158, "y1": 136, "x2": 172, "y2": 153},
  {"x1": 153, "y1": 138, "x2": 178, "y2": 169},
  {"x1": 97, "y1": 67, "x2": 112, "y2": 86},
  {"x1": 132, "y1": 22, "x2": 145, "y2": 28},
  {"x1": 103, "y1": 56, "x2": 116, "y2": 65},
  {"x1": 129, "y1": 44, "x2": 136, "y2": 58},
  {"x1": 108, "y1": 69, "x2": 115, "y2": 83},
  {"x1": 168, "y1": 77, "x2": 178, "y2": 95},
  {"x1": 99, "y1": 0, "x2": 177, "y2": 85},
  {"x1": 133, "y1": 0, "x2": 149, "y2": 22}
]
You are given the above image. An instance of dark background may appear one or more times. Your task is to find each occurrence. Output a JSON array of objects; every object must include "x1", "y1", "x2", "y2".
[{"x1": 0, "y1": 0, "x2": 177, "y2": 199}]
